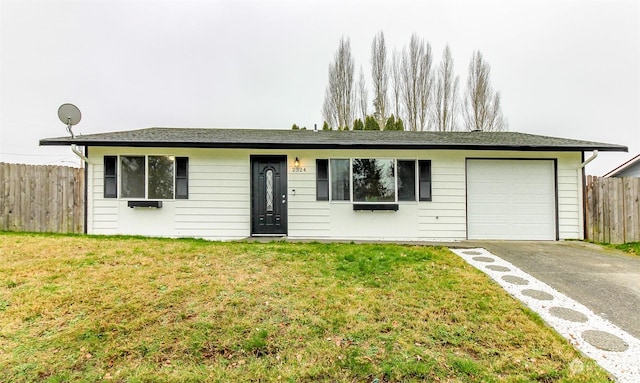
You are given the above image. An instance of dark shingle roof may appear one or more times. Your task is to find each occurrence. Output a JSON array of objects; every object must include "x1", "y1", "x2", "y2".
[{"x1": 39, "y1": 127, "x2": 628, "y2": 152}]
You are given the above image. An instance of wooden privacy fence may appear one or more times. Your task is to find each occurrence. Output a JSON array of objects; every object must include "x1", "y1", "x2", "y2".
[
  {"x1": 0, "y1": 163, "x2": 84, "y2": 234},
  {"x1": 586, "y1": 176, "x2": 640, "y2": 244}
]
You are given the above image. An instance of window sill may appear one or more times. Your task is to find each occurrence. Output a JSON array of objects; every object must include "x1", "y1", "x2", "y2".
[
  {"x1": 353, "y1": 203, "x2": 399, "y2": 211},
  {"x1": 128, "y1": 200, "x2": 163, "y2": 208}
]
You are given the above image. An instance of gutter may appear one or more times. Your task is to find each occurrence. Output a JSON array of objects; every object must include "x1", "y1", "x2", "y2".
[{"x1": 39, "y1": 140, "x2": 627, "y2": 153}]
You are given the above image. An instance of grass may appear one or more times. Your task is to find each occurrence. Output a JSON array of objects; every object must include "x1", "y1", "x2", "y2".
[
  {"x1": 0, "y1": 232, "x2": 611, "y2": 382},
  {"x1": 613, "y1": 242, "x2": 640, "y2": 256}
]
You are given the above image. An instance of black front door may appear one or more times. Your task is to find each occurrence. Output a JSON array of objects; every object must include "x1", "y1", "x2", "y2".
[{"x1": 251, "y1": 155, "x2": 287, "y2": 235}]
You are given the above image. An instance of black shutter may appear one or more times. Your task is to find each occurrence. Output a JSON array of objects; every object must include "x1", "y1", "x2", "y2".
[
  {"x1": 104, "y1": 156, "x2": 117, "y2": 198},
  {"x1": 175, "y1": 157, "x2": 189, "y2": 199},
  {"x1": 316, "y1": 159, "x2": 329, "y2": 201},
  {"x1": 419, "y1": 160, "x2": 432, "y2": 201}
]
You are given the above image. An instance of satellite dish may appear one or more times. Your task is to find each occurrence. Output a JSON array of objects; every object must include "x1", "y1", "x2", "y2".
[{"x1": 58, "y1": 103, "x2": 81, "y2": 137}]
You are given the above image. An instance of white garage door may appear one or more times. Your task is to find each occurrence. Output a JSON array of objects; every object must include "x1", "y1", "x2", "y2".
[{"x1": 467, "y1": 159, "x2": 556, "y2": 240}]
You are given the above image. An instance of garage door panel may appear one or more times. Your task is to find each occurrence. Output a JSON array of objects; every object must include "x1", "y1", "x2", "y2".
[{"x1": 467, "y1": 159, "x2": 556, "y2": 240}]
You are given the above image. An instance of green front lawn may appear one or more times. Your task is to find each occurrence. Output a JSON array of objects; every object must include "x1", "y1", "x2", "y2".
[{"x1": 0, "y1": 233, "x2": 610, "y2": 382}]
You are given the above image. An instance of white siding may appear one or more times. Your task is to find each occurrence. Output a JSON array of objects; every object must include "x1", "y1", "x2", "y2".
[
  {"x1": 286, "y1": 157, "x2": 330, "y2": 238},
  {"x1": 557, "y1": 155, "x2": 583, "y2": 239},
  {"x1": 86, "y1": 147, "x2": 584, "y2": 241},
  {"x1": 88, "y1": 148, "x2": 254, "y2": 240},
  {"x1": 418, "y1": 153, "x2": 467, "y2": 240}
]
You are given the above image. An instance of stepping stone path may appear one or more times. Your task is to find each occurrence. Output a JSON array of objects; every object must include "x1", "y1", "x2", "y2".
[
  {"x1": 501, "y1": 275, "x2": 529, "y2": 285},
  {"x1": 549, "y1": 306, "x2": 588, "y2": 323},
  {"x1": 521, "y1": 289, "x2": 554, "y2": 301},
  {"x1": 452, "y1": 248, "x2": 640, "y2": 383}
]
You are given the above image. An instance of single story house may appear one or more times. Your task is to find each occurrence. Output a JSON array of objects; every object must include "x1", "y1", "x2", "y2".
[
  {"x1": 40, "y1": 128, "x2": 627, "y2": 241},
  {"x1": 603, "y1": 153, "x2": 640, "y2": 178}
]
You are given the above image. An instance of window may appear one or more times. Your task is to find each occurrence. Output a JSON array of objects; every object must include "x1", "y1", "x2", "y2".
[
  {"x1": 330, "y1": 159, "x2": 350, "y2": 201},
  {"x1": 148, "y1": 156, "x2": 174, "y2": 199},
  {"x1": 104, "y1": 155, "x2": 188, "y2": 200},
  {"x1": 352, "y1": 159, "x2": 395, "y2": 202},
  {"x1": 419, "y1": 160, "x2": 432, "y2": 201},
  {"x1": 314, "y1": 158, "x2": 432, "y2": 203},
  {"x1": 121, "y1": 156, "x2": 146, "y2": 198},
  {"x1": 104, "y1": 156, "x2": 117, "y2": 198},
  {"x1": 397, "y1": 160, "x2": 416, "y2": 201},
  {"x1": 316, "y1": 159, "x2": 329, "y2": 201}
]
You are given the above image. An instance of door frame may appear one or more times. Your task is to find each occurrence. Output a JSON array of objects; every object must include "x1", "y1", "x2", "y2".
[{"x1": 250, "y1": 155, "x2": 288, "y2": 236}]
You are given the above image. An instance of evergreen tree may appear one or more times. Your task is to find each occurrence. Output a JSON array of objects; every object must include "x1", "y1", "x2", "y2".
[
  {"x1": 396, "y1": 117, "x2": 405, "y2": 131},
  {"x1": 384, "y1": 114, "x2": 396, "y2": 130},
  {"x1": 291, "y1": 124, "x2": 300, "y2": 130},
  {"x1": 353, "y1": 118, "x2": 364, "y2": 130},
  {"x1": 364, "y1": 115, "x2": 381, "y2": 130},
  {"x1": 322, "y1": 121, "x2": 331, "y2": 131}
]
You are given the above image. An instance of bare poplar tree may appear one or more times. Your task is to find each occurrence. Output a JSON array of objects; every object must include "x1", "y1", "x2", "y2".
[
  {"x1": 322, "y1": 91, "x2": 337, "y2": 129},
  {"x1": 432, "y1": 45, "x2": 459, "y2": 131},
  {"x1": 357, "y1": 66, "x2": 368, "y2": 123},
  {"x1": 462, "y1": 51, "x2": 508, "y2": 131},
  {"x1": 322, "y1": 37, "x2": 355, "y2": 130},
  {"x1": 371, "y1": 31, "x2": 388, "y2": 126},
  {"x1": 400, "y1": 34, "x2": 433, "y2": 131},
  {"x1": 390, "y1": 49, "x2": 402, "y2": 121}
]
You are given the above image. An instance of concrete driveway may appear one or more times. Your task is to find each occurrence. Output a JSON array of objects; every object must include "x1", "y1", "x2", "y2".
[{"x1": 461, "y1": 241, "x2": 640, "y2": 339}]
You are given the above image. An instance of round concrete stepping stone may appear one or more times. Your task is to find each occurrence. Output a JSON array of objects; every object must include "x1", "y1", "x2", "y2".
[
  {"x1": 581, "y1": 330, "x2": 629, "y2": 352},
  {"x1": 549, "y1": 306, "x2": 588, "y2": 323},
  {"x1": 501, "y1": 275, "x2": 529, "y2": 285},
  {"x1": 462, "y1": 250, "x2": 482, "y2": 255},
  {"x1": 522, "y1": 289, "x2": 554, "y2": 301},
  {"x1": 486, "y1": 265, "x2": 510, "y2": 272},
  {"x1": 472, "y1": 256, "x2": 495, "y2": 263}
]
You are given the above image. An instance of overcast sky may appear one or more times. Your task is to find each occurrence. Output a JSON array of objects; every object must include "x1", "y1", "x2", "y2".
[{"x1": 1, "y1": 0, "x2": 638, "y2": 175}]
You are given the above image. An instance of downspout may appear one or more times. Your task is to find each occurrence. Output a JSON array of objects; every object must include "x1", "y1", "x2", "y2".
[
  {"x1": 70, "y1": 144, "x2": 89, "y2": 234},
  {"x1": 71, "y1": 144, "x2": 89, "y2": 163},
  {"x1": 580, "y1": 150, "x2": 598, "y2": 168},
  {"x1": 83, "y1": 147, "x2": 88, "y2": 234},
  {"x1": 579, "y1": 150, "x2": 598, "y2": 241}
]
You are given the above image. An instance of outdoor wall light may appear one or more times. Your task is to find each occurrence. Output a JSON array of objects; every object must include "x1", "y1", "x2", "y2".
[{"x1": 294, "y1": 157, "x2": 300, "y2": 168}]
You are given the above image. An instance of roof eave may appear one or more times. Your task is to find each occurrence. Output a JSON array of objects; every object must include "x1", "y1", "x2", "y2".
[{"x1": 39, "y1": 139, "x2": 629, "y2": 152}]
